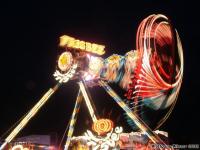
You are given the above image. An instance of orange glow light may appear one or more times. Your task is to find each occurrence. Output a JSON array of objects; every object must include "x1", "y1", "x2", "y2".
[{"x1": 92, "y1": 119, "x2": 113, "y2": 135}]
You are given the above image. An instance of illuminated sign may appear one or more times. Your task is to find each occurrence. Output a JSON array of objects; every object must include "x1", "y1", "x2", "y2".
[{"x1": 59, "y1": 35, "x2": 105, "y2": 55}]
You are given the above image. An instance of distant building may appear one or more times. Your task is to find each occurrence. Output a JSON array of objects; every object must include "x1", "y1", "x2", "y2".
[{"x1": 7, "y1": 135, "x2": 57, "y2": 150}]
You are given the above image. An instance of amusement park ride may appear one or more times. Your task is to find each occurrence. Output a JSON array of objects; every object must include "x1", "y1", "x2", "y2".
[{"x1": 0, "y1": 14, "x2": 183, "y2": 150}]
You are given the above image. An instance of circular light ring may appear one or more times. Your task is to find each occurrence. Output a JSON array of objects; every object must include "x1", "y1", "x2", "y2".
[
  {"x1": 58, "y1": 52, "x2": 73, "y2": 72},
  {"x1": 126, "y1": 14, "x2": 183, "y2": 102},
  {"x1": 124, "y1": 14, "x2": 184, "y2": 130},
  {"x1": 92, "y1": 119, "x2": 113, "y2": 135},
  {"x1": 136, "y1": 14, "x2": 183, "y2": 88}
]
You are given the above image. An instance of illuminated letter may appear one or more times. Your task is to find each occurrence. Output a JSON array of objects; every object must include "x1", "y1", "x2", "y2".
[
  {"x1": 79, "y1": 41, "x2": 85, "y2": 50},
  {"x1": 86, "y1": 42, "x2": 92, "y2": 52}
]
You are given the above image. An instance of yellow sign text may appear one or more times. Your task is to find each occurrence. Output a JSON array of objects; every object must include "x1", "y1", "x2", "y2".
[{"x1": 59, "y1": 35, "x2": 105, "y2": 55}]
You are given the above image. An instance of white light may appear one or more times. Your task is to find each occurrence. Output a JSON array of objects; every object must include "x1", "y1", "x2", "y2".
[{"x1": 84, "y1": 74, "x2": 93, "y2": 81}]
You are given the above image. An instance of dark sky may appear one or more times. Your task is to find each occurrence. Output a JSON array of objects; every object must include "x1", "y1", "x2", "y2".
[{"x1": 0, "y1": 0, "x2": 199, "y2": 146}]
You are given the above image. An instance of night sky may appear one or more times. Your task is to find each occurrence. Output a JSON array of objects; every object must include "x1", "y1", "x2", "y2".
[{"x1": 0, "y1": 0, "x2": 199, "y2": 146}]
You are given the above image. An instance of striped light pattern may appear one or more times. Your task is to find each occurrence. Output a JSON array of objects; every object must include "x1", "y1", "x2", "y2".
[
  {"x1": 79, "y1": 81, "x2": 97, "y2": 122},
  {"x1": 64, "y1": 90, "x2": 83, "y2": 150}
]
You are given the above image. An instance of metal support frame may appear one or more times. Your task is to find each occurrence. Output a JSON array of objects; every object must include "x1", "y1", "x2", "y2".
[
  {"x1": 64, "y1": 81, "x2": 98, "y2": 149},
  {"x1": 64, "y1": 90, "x2": 83, "y2": 150},
  {"x1": 0, "y1": 83, "x2": 61, "y2": 150},
  {"x1": 78, "y1": 81, "x2": 97, "y2": 122},
  {"x1": 98, "y1": 80, "x2": 166, "y2": 145}
]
